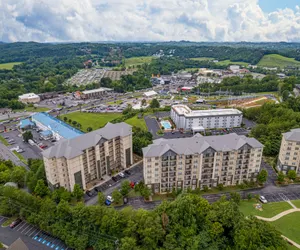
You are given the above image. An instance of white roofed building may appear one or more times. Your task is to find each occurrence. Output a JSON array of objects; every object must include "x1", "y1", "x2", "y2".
[
  {"x1": 144, "y1": 90, "x2": 158, "y2": 97},
  {"x1": 171, "y1": 104, "x2": 242, "y2": 130},
  {"x1": 18, "y1": 93, "x2": 40, "y2": 104},
  {"x1": 81, "y1": 87, "x2": 112, "y2": 99}
]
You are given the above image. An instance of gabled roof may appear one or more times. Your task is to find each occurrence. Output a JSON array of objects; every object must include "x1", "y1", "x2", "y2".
[
  {"x1": 142, "y1": 133, "x2": 263, "y2": 157},
  {"x1": 42, "y1": 122, "x2": 132, "y2": 159},
  {"x1": 283, "y1": 129, "x2": 300, "y2": 142}
]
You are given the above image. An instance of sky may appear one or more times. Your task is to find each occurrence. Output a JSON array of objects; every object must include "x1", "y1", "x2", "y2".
[{"x1": 0, "y1": 0, "x2": 300, "y2": 43}]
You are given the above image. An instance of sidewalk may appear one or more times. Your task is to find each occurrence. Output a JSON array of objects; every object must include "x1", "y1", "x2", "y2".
[{"x1": 256, "y1": 208, "x2": 300, "y2": 222}]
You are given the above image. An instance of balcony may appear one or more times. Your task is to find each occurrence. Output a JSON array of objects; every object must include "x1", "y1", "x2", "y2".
[
  {"x1": 169, "y1": 177, "x2": 176, "y2": 182},
  {"x1": 185, "y1": 160, "x2": 192, "y2": 164},
  {"x1": 184, "y1": 176, "x2": 191, "y2": 180},
  {"x1": 185, "y1": 171, "x2": 191, "y2": 175},
  {"x1": 162, "y1": 167, "x2": 168, "y2": 172},
  {"x1": 186, "y1": 166, "x2": 191, "y2": 170}
]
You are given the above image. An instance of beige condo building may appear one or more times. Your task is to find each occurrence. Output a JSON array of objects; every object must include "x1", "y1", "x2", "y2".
[
  {"x1": 277, "y1": 129, "x2": 300, "y2": 174},
  {"x1": 143, "y1": 133, "x2": 263, "y2": 193},
  {"x1": 42, "y1": 122, "x2": 133, "y2": 191}
]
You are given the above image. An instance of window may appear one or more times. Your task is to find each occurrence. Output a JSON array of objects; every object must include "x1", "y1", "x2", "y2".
[
  {"x1": 155, "y1": 168, "x2": 159, "y2": 171},
  {"x1": 155, "y1": 163, "x2": 159, "y2": 166},
  {"x1": 155, "y1": 157, "x2": 159, "y2": 160},
  {"x1": 147, "y1": 159, "x2": 151, "y2": 162}
]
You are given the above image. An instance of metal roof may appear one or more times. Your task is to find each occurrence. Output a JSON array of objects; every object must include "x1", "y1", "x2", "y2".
[
  {"x1": 143, "y1": 133, "x2": 263, "y2": 157},
  {"x1": 283, "y1": 129, "x2": 300, "y2": 142},
  {"x1": 42, "y1": 122, "x2": 132, "y2": 159}
]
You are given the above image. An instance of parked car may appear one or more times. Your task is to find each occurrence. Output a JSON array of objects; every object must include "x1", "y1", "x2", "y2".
[
  {"x1": 125, "y1": 170, "x2": 131, "y2": 175},
  {"x1": 119, "y1": 172, "x2": 125, "y2": 178},
  {"x1": 16, "y1": 149, "x2": 24, "y2": 153},
  {"x1": 259, "y1": 196, "x2": 268, "y2": 204},
  {"x1": 10, "y1": 218, "x2": 22, "y2": 228},
  {"x1": 106, "y1": 195, "x2": 114, "y2": 202},
  {"x1": 123, "y1": 197, "x2": 128, "y2": 204},
  {"x1": 112, "y1": 176, "x2": 117, "y2": 182}
]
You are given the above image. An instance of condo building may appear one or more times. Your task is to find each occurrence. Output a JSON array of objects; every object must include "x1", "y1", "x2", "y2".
[
  {"x1": 143, "y1": 133, "x2": 263, "y2": 193},
  {"x1": 277, "y1": 129, "x2": 300, "y2": 174},
  {"x1": 42, "y1": 122, "x2": 133, "y2": 191},
  {"x1": 171, "y1": 105, "x2": 242, "y2": 131}
]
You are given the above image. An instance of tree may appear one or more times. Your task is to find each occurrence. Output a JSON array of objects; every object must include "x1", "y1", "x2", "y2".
[
  {"x1": 141, "y1": 99, "x2": 147, "y2": 106},
  {"x1": 140, "y1": 186, "x2": 151, "y2": 200},
  {"x1": 22, "y1": 131, "x2": 33, "y2": 143},
  {"x1": 230, "y1": 192, "x2": 241, "y2": 204},
  {"x1": 257, "y1": 169, "x2": 268, "y2": 184},
  {"x1": 63, "y1": 117, "x2": 68, "y2": 122},
  {"x1": 72, "y1": 184, "x2": 84, "y2": 201},
  {"x1": 120, "y1": 180, "x2": 131, "y2": 196},
  {"x1": 150, "y1": 98, "x2": 160, "y2": 109},
  {"x1": 287, "y1": 170, "x2": 297, "y2": 180},
  {"x1": 277, "y1": 171, "x2": 285, "y2": 183},
  {"x1": 10, "y1": 166, "x2": 26, "y2": 187},
  {"x1": 87, "y1": 127, "x2": 93, "y2": 132},
  {"x1": 171, "y1": 125, "x2": 174, "y2": 131},
  {"x1": 34, "y1": 180, "x2": 50, "y2": 198},
  {"x1": 72, "y1": 120, "x2": 77, "y2": 126},
  {"x1": 112, "y1": 189, "x2": 123, "y2": 204},
  {"x1": 52, "y1": 187, "x2": 71, "y2": 203},
  {"x1": 97, "y1": 192, "x2": 106, "y2": 205},
  {"x1": 217, "y1": 183, "x2": 224, "y2": 191}
]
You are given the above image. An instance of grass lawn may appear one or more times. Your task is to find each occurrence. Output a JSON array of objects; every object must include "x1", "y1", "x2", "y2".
[
  {"x1": 15, "y1": 106, "x2": 50, "y2": 113},
  {"x1": 13, "y1": 150, "x2": 28, "y2": 165},
  {"x1": 0, "y1": 62, "x2": 22, "y2": 70},
  {"x1": 125, "y1": 56, "x2": 155, "y2": 67},
  {"x1": 287, "y1": 245, "x2": 299, "y2": 250},
  {"x1": 239, "y1": 199, "x2": 292, "y2": 218},
  {"x1": 290, "y1": 200, "x2": 300, "y2": 208},
  {"x1": 0, "y1": 135, "x2": 9, "y2": 146},
  {"x1": 257, "y1": 54, "x2": 300, "y2": 69},
  {"x1": 107, "y1": 100, "x2": 123, "y2": 105},
  {"x1": 190, "y1": 57, "x2": 214, "y2": 61},
  {"x1": 60, "y1": 112, "x2": 122, "y2": 132},
  {"x1": 216, "y1": 60, "x2": 249, "y2": 67},
  {"x1": 125, "y1": 115, "x2": 147, "y2": 130},
  {"x1": 271, "y1": 212, "x2": 300, "y2": 245},
  {"x1": 2, "y1": 216, "x2": 18, "y2": 227},
  {"x1": 152, "y1": 193, "x2": 174, "y2": 201},
  {"x1": 127, "y1": 190, "x2": 141, "y2": 198}
]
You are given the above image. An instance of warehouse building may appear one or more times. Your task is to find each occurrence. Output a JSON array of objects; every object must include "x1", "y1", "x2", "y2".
[
  {"x1": 81, "y1": 87, "x2": 112, "y2": 99},
  {"x1": 143, "y1": 133, "x2": 263, "y2": 193},
  {"x1": 171, "y1": 105, "x2": 242, "y2": 131},
  {"x1": 32, "y1": 112, "x2": 83, "y2": 140},
  {"x1": 18, "y1": 93, "x2": 40, "y2": 104},
  {"x1": 42, "y1": 122, "x2": 133, "y2": 191}
]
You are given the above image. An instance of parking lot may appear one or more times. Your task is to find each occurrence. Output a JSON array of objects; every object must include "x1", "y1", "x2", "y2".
[{"x1": 261, "y1": 192, "x2": 300, "y2": 202}]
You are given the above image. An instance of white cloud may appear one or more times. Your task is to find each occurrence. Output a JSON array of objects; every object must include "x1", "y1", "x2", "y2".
[{"x1": 0, "y1": 0, "x2": 300, "y2": 42}]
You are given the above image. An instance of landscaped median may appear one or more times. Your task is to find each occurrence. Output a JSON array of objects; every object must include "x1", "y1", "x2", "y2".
[
  {"x1": 0, "y1": 135, "x2": 9, "y2": 146},
  {"x1": 12, "y1": 150, "x2": 28, "y2": 165}
]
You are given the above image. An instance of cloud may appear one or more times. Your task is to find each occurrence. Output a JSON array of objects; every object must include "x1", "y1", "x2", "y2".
[{"x1": 0, "y1": 0, "x2": 300, "y2": 42}]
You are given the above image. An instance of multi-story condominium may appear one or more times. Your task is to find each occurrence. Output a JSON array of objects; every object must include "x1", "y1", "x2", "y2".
[
  {"x1": 170, "y1": 105, "x2": 242, "y2": 131},
  {"x1": 42, "y1": 122, "x2": 133, "y2": 191},
  {"x1": 143, "y1": 133, "x2": 263, "y2": 193},
  {"x1": 277, "y1": 129, "x2": 300, "y2": 174}
]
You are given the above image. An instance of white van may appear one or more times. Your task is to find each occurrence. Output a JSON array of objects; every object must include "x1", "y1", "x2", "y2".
[{"x1": 28, "y1": 139, "x2": 35, "y2": 146}]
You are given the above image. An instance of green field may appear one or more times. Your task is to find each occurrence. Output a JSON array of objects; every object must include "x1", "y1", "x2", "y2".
[
  {"x1": 124, "y1": 56, "x2": 155, "y2": 67},
  {"x1": 290, "y1": 200, "x2": 300, "y2": 208},
  {"x1": 0, "y1": 62, "x2": 22, "y2": 70},
  {"x1": 257, "y1": 54, "x2": 300, "y2": 69},
  {"x1": 190, "y1": 57, "x2": 214, "y2": 61},
  {"x1": 239, "y1": 199, "x2": 292, "y2": 218},
  {"x1": 271, "y1": 212, "x2": 300, "y2": 245},
  {"x1": 216, "y1": 60, "x2": 249, "y2": 67},
  {"x1": 125, "y1": 115, "x2": 147, "y2": 130},
  {"x1": 61, "y1": 112, "x2": 122, "y2": 131}
]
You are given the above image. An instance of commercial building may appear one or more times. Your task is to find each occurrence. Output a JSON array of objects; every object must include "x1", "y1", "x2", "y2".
[
  {"x1": 144, "y1": 90, "x2": 158, "y2": 97},
  {"x1": 171, "y1": 105, "x2": 242, "y2": 131},
  {"x1": 18, "y1": 93, "x2": 40, "y2": 104},
  {"x1": 42, "y1": 122, "x2": 133, "y2": 191},
  {"x1": 32, "y1": 112, "x2": 83, "y2": 140},
  {"x1": 277, "y1": 129, "x2": 300, "y2": 174},
  {"x1": 81, "y1": 87, "x2": 112, "y2": 99},
  {"x1": 143, "y1": 133, "x2": 263, "y2": 193}
]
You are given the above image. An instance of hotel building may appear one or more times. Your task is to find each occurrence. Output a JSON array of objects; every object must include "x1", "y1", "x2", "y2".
[
  {"x1": 42, "y1": 122, "x2": 133, "y2": 191},
  {"x1": 143, "y1": 133, "x2": 263, "y2": 193}
]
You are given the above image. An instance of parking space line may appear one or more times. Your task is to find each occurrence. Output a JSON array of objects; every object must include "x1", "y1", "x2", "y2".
[
  {"x1": 32, "y1": 230, "x2": 41, "y2": 237},
  {"x1": 21, "y1": 224, "x2": 32, "y2": 234},
  {"x1": 0, "y1": 217, "x2": 7, "y2": 224},
  {"x1": 13, "y1": 221, "x2": 25, "y2": 230},
  {"x1": 25, "y1": 226, "x2": 35, "y2": 235},
  {"x1": 28, "y1": 228, "x2": 37, "y2": 237},
  {"x1": 17, "y1": 222, "x2": 28, "y2": 231}
]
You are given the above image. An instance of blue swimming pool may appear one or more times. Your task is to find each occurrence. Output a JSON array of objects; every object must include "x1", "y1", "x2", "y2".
[{"x1": 160, "y1": 120, "x2": 172, "y2": 129}]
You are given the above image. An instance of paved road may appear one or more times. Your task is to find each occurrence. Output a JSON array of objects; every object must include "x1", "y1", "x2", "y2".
[
  {"x1": 85, "y1": 163, "x2": 143, "y2": 206},
  {"x1": 0, "y1": 142, "x2": 27, "y2": 168}
]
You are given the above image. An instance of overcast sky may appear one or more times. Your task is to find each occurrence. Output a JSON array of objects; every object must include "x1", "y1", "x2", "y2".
[{"x1": 0, "y1": 0, "x2": 300, "y2": 43}]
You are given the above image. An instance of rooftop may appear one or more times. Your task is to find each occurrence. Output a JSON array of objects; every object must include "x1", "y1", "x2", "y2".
[
  {"x1": 19, "y1": 119, "x2": 35, "y2": 129},
  {"x1": 144, "y1": 90, "x2": 158, "y2": 97},
  {"x1": 283, "y1": 129, "x2": 300, "y2": 142},
  {"x1": 143, "y1": 133, "x2": 263, "y2": 157},
  {"x1": 19, "y1": 93, "x2": 39, "y2": 98},
  {"x1": 172, "y1": 105, "x2": 242, "y2": 117},
  {"x1": 32, "y1": 112, "x2": 83, "y2": 139},
  {"x1": 82, "y1": 87, "x2": 112, "y2": 95},
  {"x1": 42, "y1": 122, "x2": 132, "y2": 159}
]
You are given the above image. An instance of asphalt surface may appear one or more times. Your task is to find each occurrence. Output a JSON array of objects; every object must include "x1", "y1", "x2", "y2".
[
  {"x1": 0, "y1": 142, "x2": 27, "y2": 167},
  {"x1": 85, "y1": 163, "x2": 144, "y2": 205}
]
